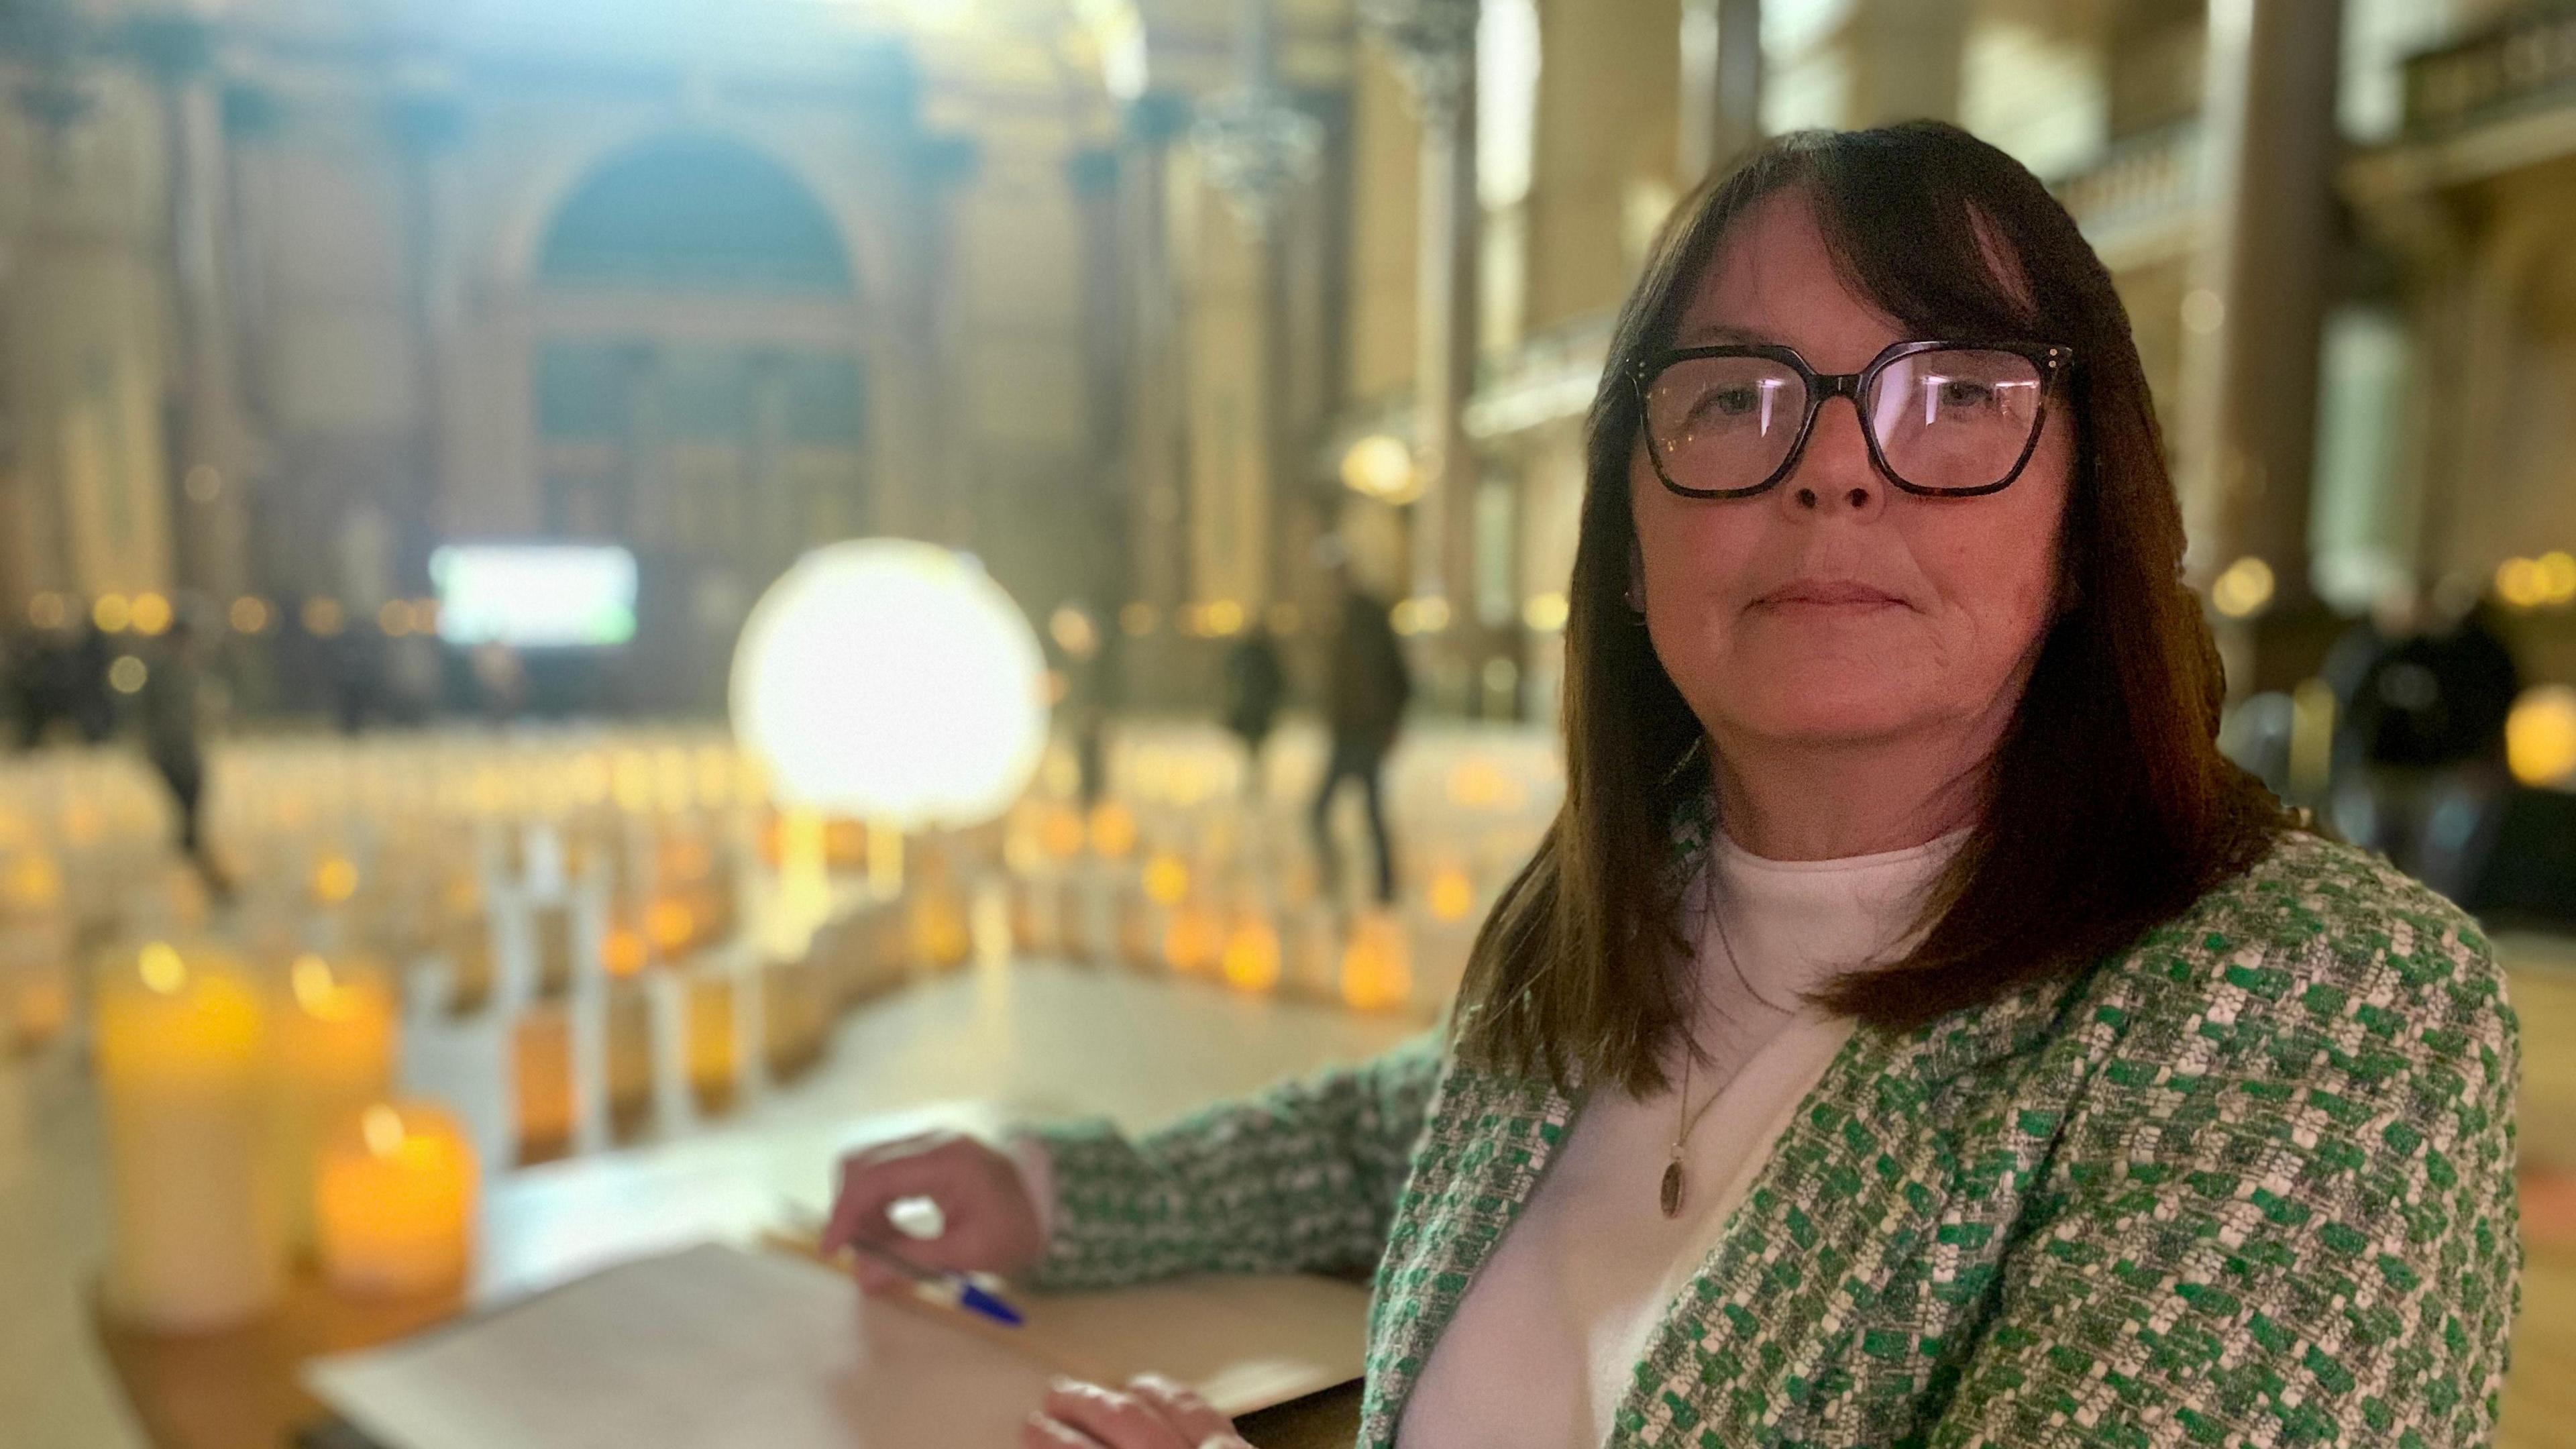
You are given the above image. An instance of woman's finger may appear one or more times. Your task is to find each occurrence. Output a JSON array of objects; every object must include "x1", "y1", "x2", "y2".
[
  {"x1": 1126, "y1": 1375, "x2": 1243, "y2": 1447},
  {"x1": 1040, "y1": 1379, "x2": 1187, "y2": 1448},
  {"x1": 1022, "y1": 1410, "x2": 1104, "y2": 1448},
  {"x1": 822, "y1": 1140, "x2": 954, "y2": 1253}
]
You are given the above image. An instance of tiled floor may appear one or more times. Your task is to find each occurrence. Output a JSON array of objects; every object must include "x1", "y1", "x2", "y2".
[{"x1": 11, "y1": 941, "x2": 2576, "y2": 1447}]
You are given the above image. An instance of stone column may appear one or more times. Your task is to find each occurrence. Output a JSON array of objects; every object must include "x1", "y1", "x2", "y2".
[
  {"x1": 2174, "y1": 0, "x2": 2343, "y2": 626},
  {"x1": 1195, "y1": 0, "x2": 1325, "y2": 625},
  {"x1": 1117, "y1": 95, "x2": 1191, "y2": 701},
  {"x1": 140, "y1": 17, "x2": 255, "y2": 607},
  {"x1": 890, "y1": 133, "x2": 979, "y2": 547},
  {"x1": 386, "y1": 67, "x2": 465, "y2": 602},
  {"x1": 1679, "y1": 0, "x2": 1762, "y2": 182},
  {"x1": 1362, "y1": 0, "x2": 1480, "y2": 667}
]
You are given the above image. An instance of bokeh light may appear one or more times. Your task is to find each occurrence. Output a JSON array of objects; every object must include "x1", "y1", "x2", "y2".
[
  {"x1": 730, "y1": 538, "x2": 1049, "y2": 827},
  {"x1": 2508, "y1": 685, "x2": 2576, "y2": 788},
  {"x1": 2210, "y1": 556, "x2": 2275, "y2": 619}
]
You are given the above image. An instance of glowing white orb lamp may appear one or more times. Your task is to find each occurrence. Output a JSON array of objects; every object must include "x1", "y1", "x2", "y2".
[{"x1": 731, "y1": 540, "x2": 1050, "y2": 906}]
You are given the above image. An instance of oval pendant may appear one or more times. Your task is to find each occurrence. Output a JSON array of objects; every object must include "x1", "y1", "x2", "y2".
[{"x1": 1660, "y1": 1161, "x2": 1684, "y2": 1218}]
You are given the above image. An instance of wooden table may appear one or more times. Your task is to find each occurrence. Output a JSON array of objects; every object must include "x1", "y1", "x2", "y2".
[
  {"x1": 91, "y1": 1265, "x2": 1363, "y2": 1449},
  {"x1": 86, "y1": 963, "x2": 1409, "y2": 1449}
]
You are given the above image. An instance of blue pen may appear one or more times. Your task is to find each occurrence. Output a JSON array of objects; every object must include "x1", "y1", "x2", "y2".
[{"x1": 838, "y1": 1234, "x2": 1026, "y2": 1328}]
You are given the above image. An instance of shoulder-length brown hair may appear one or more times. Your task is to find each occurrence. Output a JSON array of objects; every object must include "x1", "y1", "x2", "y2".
[{"x1": 1454, "y1": 121, "x2": 2292, "y2": 1095}]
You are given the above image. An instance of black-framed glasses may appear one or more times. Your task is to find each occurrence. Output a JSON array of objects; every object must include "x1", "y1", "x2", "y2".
[{"x1": 1633, "y1": 339, "x2": 2076, "y2": 500}]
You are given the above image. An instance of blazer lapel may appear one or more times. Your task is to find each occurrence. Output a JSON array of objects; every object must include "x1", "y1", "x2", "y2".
[
  {"x1": 1354, "y1": 967, "x2": 2088, "y2": 1449},
  {"x1": 1358, "y1": 1060, "x2": 1584, "y2": 1448},
  {"x1": 1613, "y1": 969, "x2": 2088, "y2": 1446}
]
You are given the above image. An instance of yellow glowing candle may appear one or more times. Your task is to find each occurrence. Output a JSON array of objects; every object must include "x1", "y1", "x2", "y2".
[
  {"x1": 531, "y1": 902, "x2": 576, "y2": 998},
  {"x1": 445, "y1": 923, "x2": 495, "y2": 1016},
  {"x1": 600, "y1": 920, "x2": 649, "y2": 981},
  {"x1": 512, "y1": 1006, "x2": 575, "y2": 1164},
  {"x1": 315, "y1": 1102, "x2": 476, "y2": 1297},
  {"x1": 1088, "y1": 801, "x2": 1138, "y2": 859},
  {"x1": 1040, "y1": 804, "x2": 1087, "y2": 860},
  {"x1": 270, "y1": 954, "x2": 397, "y2": 1253},
  {"x1": 686, "y1": 971, "x2": 739, "y2": 1116},
  {"x1": 908, "y1": 882, "x2": 971, "y2": 969},
  {"x1": 1220, "y1": 913, "x2": 1282, "y2": 993},
  {"x1": 1142, "y1": 851, "x2": 1189, "y2": 906},
  {"x1": 310, "y1": 854, "x2": 360, "y2": 908},
  {"x1": 646, "y1": 898, "x2": 698, "y2": 958},
  {"x1": 1339, "y1": 912, "x2": 1414, "y2": 1012},
  {"x1": 605, "y1": 983, "x2": 654, "y2": 1140},
  {"x1": 2, "y1": 919, "x2": 72, "y2": 1049},
  {"x1": 761, "y1": 958, "x2": 828, "y2": 1081},
  {"x1": 1163, "y1": 902, "x2": 1222, "y2": 975},
  {"x1": 95, "y1": 941, "x2": 283, "y2": 1331},
  {"x1": 1426, "y1": 866, "x2": 1477, "y2": 923}
]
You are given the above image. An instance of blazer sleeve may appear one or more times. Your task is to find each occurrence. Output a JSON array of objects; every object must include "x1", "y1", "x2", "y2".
[
  {"x1": 1016, "y1": 1030, "x2": 1449, "y2": 1291},
  {"x1": 1929, "y1": 918, "x2": 2522, "y2": 1448}
]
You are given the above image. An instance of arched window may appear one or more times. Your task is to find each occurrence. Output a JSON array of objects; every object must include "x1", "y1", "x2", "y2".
[{"x1": 536, "y1": 133, "x2": 855, "y2": 294}]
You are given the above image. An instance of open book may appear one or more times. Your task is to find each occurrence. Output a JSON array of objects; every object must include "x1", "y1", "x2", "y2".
[{"x1": 305, "y1": 1243, "x2": 1370, "y2": 1449}]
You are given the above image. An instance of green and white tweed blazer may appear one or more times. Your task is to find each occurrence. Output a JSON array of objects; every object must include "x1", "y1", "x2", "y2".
[{"x1": 1025, "y1": 833, "x2": 2521, "y2": 1447}]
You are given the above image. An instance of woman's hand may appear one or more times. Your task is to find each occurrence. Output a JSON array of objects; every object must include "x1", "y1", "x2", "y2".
[
  {"x1": 1024, "y1": 1375, "x2": 1250, "y2": 1449},
  {"x1": 820, "y1": 1130, "x2": 1045, "y2": 1292}
]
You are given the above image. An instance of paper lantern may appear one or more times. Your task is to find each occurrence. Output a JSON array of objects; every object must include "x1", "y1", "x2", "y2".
[{"x1": 731, "y1": 539, "x2": 1047, "y2": 830}]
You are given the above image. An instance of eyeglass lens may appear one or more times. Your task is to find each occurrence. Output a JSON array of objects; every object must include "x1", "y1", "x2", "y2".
[{"x1": 1644, "y1": 347, "x2": 2046, "y2": 493}]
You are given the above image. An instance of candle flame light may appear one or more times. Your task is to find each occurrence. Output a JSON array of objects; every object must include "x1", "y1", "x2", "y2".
[
  {"x1": 1427, "y1": 867, "x2": 1476, "y2": 923},
  {"x1": 1339, "y1": 914, "x2": 1413, "y2": 1012},
  {"x1": 1220, "y1": 914, "x2": 1282, "y2": 992},
  {"x1": 312, "y1": 856, "x2": 360, "y2": 906},
  {"x1": 1089, "y1": 802, "x2": 1138, "y2": 858},
  {"x1": 1142, "y1": 852, "x2": 1189, "y2": 906},
  {"x1": 1041, "y1": 805, "x2": 1087, "y2": 859},
  {"x1": 601, "y1": 926, "x2": 649, "y2": 979},
  {"x1": 292, "y1": 955, "x2": 354, "y2": 1018},
  {"x1": 138, "y1": 942, "x2": 186, "y2": 996},
  {"x1": 363, "y1": 1104, "x2": 405, "y2": 1159},
  {"x1": 1163, "y1": 904, "x2": 1221, "y2": 974},
  {"x1": 647, "y1": 900, "x2": 698, "y2": 954}
]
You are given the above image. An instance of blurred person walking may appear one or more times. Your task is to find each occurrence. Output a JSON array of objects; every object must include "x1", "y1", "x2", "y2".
[
  {"x1": 1311, "y1": 565, "x2": 1409, "y2": 904},
  {"x1": 1220, "y1": 629, "x2": 1287, "y2": 794},
  {"x1": 138, "y1": 616, "x2": 230, "y2": 901},
  {"x1": 69, "y1": 619, "x2": 115, "y2": 743},
  {"x1": 2322, "y1": 583, "x2": 2522, "y2": 890}
]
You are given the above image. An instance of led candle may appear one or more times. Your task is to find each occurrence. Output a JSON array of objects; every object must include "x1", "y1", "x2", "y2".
[
  {"x1": 512, "y1": 1005, "x2": 576, "y2": 1164},
  {"x1": 95, "y1": 941, "x2": 282, "y2": 1332},
  {"x1": 314, "y1": 1102, "x2": 476, "y2": 1297},
  {"x1": 1220, "y1": 910, "x2": 1283, "y2": 994},
  {"x1": 531, "y1": 902, "x2": 576, "y2": 998},
  {"x1": 685, "y1": 969, "x2": 739, "y2": 1116},
  {"x1": 604, "y1": 982, "x2": 654, "y2": 1140},
  {"x1": 269, "y1": 953, "x2": 397, "y2": 1254},
  {"x1": 1339, "y1": 911, "x2": 1413, "y2": 1012}
]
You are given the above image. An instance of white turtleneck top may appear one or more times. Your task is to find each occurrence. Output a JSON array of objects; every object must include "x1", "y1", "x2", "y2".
[{"x1": 1395, "y1": 828, "x2": 1964, "y2": 1449}]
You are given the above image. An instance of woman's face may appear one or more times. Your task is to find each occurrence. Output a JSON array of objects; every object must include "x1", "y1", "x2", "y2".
[{"x1": 1628, "y1": 191, "x2": 2072, "y2": 756}]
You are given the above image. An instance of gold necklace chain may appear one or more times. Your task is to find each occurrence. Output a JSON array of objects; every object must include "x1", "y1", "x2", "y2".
[{"x1": 1662, "y1": 902, "x2": 1763, "y2": 1218}]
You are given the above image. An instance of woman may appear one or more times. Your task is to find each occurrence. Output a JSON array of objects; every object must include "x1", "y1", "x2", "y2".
[{"x1": 826, "y1": 123, "x2": 2520, "y2": 1448}]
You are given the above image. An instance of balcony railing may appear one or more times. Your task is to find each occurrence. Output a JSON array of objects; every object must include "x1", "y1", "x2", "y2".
[
  {"x1": 2404, "y1": 5, "x2": 2576, "y2": 137},
  {"x1": 1464, "y1": 310, "x2": 1615, "y2": 440},
  {"x1": 2048, "y1": 117, "x2": 2203, "y2": 249}
]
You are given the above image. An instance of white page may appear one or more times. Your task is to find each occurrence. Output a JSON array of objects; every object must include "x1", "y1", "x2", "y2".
[{"x1": 307, "y1": 1244, "x2": 1058, "y2": 1449}]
